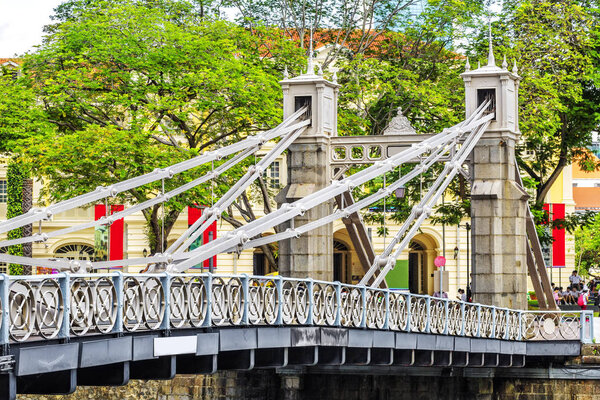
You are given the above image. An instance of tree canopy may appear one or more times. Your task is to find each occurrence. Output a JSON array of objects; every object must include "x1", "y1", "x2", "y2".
[{"x1": 3, "y1": 0, "x2": 304, "y2": 253}]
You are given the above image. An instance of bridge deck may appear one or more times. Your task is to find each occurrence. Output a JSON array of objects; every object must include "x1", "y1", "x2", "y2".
[{"x1": 2, "y1": 326, "x2": 582, "y2": 399}]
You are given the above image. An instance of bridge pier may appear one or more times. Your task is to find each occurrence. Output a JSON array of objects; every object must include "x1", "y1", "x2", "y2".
[
  {"x1": 462, "y1": 50, "x2": 528, "y2": 309},
  {"x1": 277, "y1": 68, "x2": 339, "y2": 281}
]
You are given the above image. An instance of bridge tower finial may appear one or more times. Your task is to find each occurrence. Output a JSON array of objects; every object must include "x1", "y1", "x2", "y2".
[
  {"x1": 487, "y1": 19, "x2": 495, "y2": 67},
  {"x1": 306, "y1": 28, "x2": 315, "y2": 75}
]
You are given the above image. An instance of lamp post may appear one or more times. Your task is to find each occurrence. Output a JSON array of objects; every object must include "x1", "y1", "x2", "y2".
[
  {"x1": 465, "y1": 222, "x2": 471, "y2": 300},
  {"x1": 455, "y1": 223, "x2": 471, "y2": 300}
]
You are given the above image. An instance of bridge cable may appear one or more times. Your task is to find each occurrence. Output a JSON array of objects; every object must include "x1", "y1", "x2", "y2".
[
  {"x1": 169, "y1": 103, "x2": 493, "y2": 272},
  {"x1": 366, "y1": 117, "x2": 492, "y2": 287},
  {"x1": 0, "y1": 107, "x2": 310, "y2": 236}
]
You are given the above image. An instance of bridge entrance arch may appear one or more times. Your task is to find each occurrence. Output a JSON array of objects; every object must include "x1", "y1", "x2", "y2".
[{"x1": 409, "y1": 233, "x2": 438, "y2": 295}]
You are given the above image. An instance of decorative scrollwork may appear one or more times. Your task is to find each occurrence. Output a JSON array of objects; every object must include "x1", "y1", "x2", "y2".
[
  {"x1": 495, "y1": 309, "x2": 507, "y2": 339},
  {"x1": 70, "y1": 278, "x2": 93, "y2": 336},
  {"x1": 225, "y1": 277, "x2": 244, "y2": 325},
  {"x1": 349, "y1": 288, "x2": 364, "y2": 328},
  {"x1": 280, "y1": 280, "x2": 296, "y2": 325},
  {"x1": 9, "y1": 280, "x2": 36, "y2": 341},
  {"x1": 464, "y1": 304, "x2": 478, "y2": 336},
  {"x1": 35, "y1": 279, "x2": 64, "y2": 339},
  {"x1": 410, "y1": 297, "x2": 427, "y2": 332},
  {"x1": 480, "y1": 307, "x2": 493, "y2": 338},
  {"x1": 93, "y1": 277, "x2": 117, "y2": 333},
  {"x1": 169, "y1": 276, "x2": 188, "y2": 329},
  {"x1": 447, "y1": 303, "x2": 462, "y2": 335},
  {"x1": 294, "y1": 281, "x2": 310, "y2": 324},
  {"x1": 123, "y1": 277, "x2": 143, "y2": 331},
  {"x1": 211, "y1": 277, "x2": 227, "y2": 325},
  {"x1": 365, "y1": 290, "x2": 386, "y2": 329},
  {"x1": 429, "y1": 299, "x2": 446, "y2": 334},
  {"x1": 188, "y1": 277, "x2": 207, "y2": 327}
]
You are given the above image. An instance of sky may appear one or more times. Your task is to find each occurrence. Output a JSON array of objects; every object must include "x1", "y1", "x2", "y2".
[{"x1": 0, "y1": 0, "x2": 64, "y2": 57}]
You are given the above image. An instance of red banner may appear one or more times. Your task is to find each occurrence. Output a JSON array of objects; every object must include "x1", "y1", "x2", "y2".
[
  {"x1": 551, "y1": 203, "x2": 566, "y2": 267},
  {"x1": 94, "y1": 204, "x2": 124, "y2": 268},
  {"x1": 188, "y1": 205, "x2": 217, "y2": 270}
]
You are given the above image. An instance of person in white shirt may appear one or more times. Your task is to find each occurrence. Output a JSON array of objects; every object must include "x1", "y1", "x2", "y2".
[{"x1": 570, "y1": 270, "x2": 582, "y2": 287}]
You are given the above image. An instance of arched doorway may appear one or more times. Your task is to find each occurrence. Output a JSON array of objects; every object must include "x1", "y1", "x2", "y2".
[
  {"x1": 408, "y1": 233, "x2": 439, "y2": 295},
  {"x1": 333, "y1": 240, "x2": 351, "y2": 283}
]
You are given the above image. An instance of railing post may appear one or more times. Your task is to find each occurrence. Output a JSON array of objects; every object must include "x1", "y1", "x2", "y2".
[
  {"x1": 476, "y1": 304, "x2": 482, "y2": 338},
  {"x1": 581, "y1": 310, "x2": 594, "y2": 344},
  {"x1": 504, "y1": 309, "x2": 510, "y2": 340},
  {"x1": 360, "y1": 286, "x2": 367, "y2": 328},
  {"x1": 443, "y1": 298, "x2": 449, "y2": 335},
  {"x1": 306, "y1": 279, "x2": 314, "y2": 326},
  {"x1": 59, "y1": 272, "x2": 71, "y2": 340},
  {"x1": 0, "y1": 275, "x2": 10, "y2": 347},
  {"x1": 517, "y1": 311, "x2": 523, "y2": 341},
  {"x1": 240, "y1": 274, "x2": 249, "y2": 325},
  {"x1": 406, "y1": 294, "x2": 412, "y2": 332},
  {"x1": 425, "y1": 296, "x2": 431, "y2": 333},
  {"x1": 275, "y1": 275, "x2": 283, "y2": 325},
  {"x1": 460, "y1": 302, "x2": 466, "y2": 336},
  {"x1": 334, "y1": 282, "x2": 341, "y2": 327},
  {"x1": 112, "y1": 271, "x2": 124, "y2": 334},
  {"x1": 160, "y1": 272, "x2": 171, "y2": 331},
  {"x1": 202, "y1": 273, "x2": 213, "y2": 328},
  {"x1": 491, "y1": 307, "x2": 497, "y2": 338},
  {"x1": 384, "y1": 289, "x2": 390, "y2": 330}
]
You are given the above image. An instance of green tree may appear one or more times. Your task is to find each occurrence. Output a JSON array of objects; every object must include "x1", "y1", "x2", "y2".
[
  {"x1": 469, "y1": 0, "x2": 600, "y2": 205},
  {"x1": 9, "y1": 0, "x2": 304, "y2": 259},
  {"x1": 575, "y1": 212, "x2": 600, "y2": 276}
]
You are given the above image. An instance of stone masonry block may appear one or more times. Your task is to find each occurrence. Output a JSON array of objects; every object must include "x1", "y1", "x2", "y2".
[{"x1": 474, "y1": 146, "x2": 490, "y2": 164}]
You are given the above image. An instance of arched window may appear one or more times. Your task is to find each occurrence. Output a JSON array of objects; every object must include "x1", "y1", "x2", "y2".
[{"x1": 54, "y1": 244, "x2": 95, "y2": 261}]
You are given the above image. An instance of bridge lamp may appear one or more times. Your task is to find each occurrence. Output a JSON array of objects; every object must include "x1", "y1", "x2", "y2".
[
  {"x1": 454, "y1": 246, "x2": 459, "y2": 259},
  {"x1": 394, "y1": 186, "x2": 406, "y2": 199},
  {"x1": 142, "y1": 248, "x2": 148, "y2": 258}
]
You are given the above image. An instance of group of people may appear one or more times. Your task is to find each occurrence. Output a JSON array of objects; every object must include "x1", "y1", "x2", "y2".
[{"x1": 552, "y1": 270, "x2": 600, "y2": 310}]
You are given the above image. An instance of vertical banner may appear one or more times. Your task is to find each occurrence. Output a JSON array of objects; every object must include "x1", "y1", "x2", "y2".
[
  {"x1": 94, "y1": 204, "x2": 108, "y2": 262},
  {"x1": 110, "y1": 205, "x2": 125, "y2": 266},
  {"x1": 94, "y1": 204, "x2": 124, "y2": 269},
  {"x1": 552, "y1": 203, "x2": 566, "y2": 268},
  {"x1": 541, "y1": 203, "x2": 552, "y2": 268},
  {"x1": 188, "y1": 205, "x2": 217, "y2": 271}
]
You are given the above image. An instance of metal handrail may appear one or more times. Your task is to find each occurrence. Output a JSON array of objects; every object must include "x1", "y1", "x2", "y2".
[{"x1": 0, "y1": 272, "x2": 592, "y2": 345}]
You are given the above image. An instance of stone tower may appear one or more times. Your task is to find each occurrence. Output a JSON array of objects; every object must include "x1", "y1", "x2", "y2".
[
  {"x1": 461, "y1": 39, "x2": 528, "y2": 309},
  {"x1": 276, "y1": 59, "x2": 340, "y2": 280}
]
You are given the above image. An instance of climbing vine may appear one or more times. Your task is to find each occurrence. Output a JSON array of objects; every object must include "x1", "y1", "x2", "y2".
[{"x1": 6, "y1": 161, "x2": 24, "y2": 275}]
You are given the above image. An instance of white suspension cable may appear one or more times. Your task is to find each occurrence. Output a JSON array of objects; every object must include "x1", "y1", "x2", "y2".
[
  {"x1": 167, "y1": 121, "x2": 310, "y2": 255},
  {"x1": 0, "y1": 107, "x2": 310, "y2": 235},
  {"x1": 367, "y1": 117, "x2": 492, "y2": 287},
  {"x1": 242, "y1": 141, "x2": 450, "y2": 251},
  {"x1": 167, "y1": 104, "x2": 492, "y2": 272},
  {"x1": 0, "y1": 145, "x2": 261, "y2": 248}
]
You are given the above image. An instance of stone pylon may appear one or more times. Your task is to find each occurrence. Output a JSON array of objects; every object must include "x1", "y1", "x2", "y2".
[
  {"x1": 276, "y1": 63, "x2": 340, "y2": 281},
  {"x1": 461, "y1": 47, "x2": 528, "y2": 309}
]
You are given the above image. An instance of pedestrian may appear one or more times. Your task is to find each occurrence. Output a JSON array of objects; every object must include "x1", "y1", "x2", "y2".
[
  {"x1": 578, "y1": 289, "x2": 590, "y2": 310},
  {"x1": 570, "y1": 286, "x2": 580, "y2": 305},
  {"x1": 570, "y1": 270, "x2": 582, "y2": 287},
  {"x1": 457, "y1": 288, "x2": 467, "y2": 302},
  {"x1": 553, "y1": 288, "x2": 563, "y2": 306}
]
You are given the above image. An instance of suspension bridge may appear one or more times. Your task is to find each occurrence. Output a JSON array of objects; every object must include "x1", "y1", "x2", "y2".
[{"x1": 0, "y1": 42, "x2": 594, "y2": 399}]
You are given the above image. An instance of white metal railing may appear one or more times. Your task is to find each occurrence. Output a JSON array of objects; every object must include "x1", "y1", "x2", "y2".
[{"x1": 0, "y1": 273, "x2": 592, "y2": 345}]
